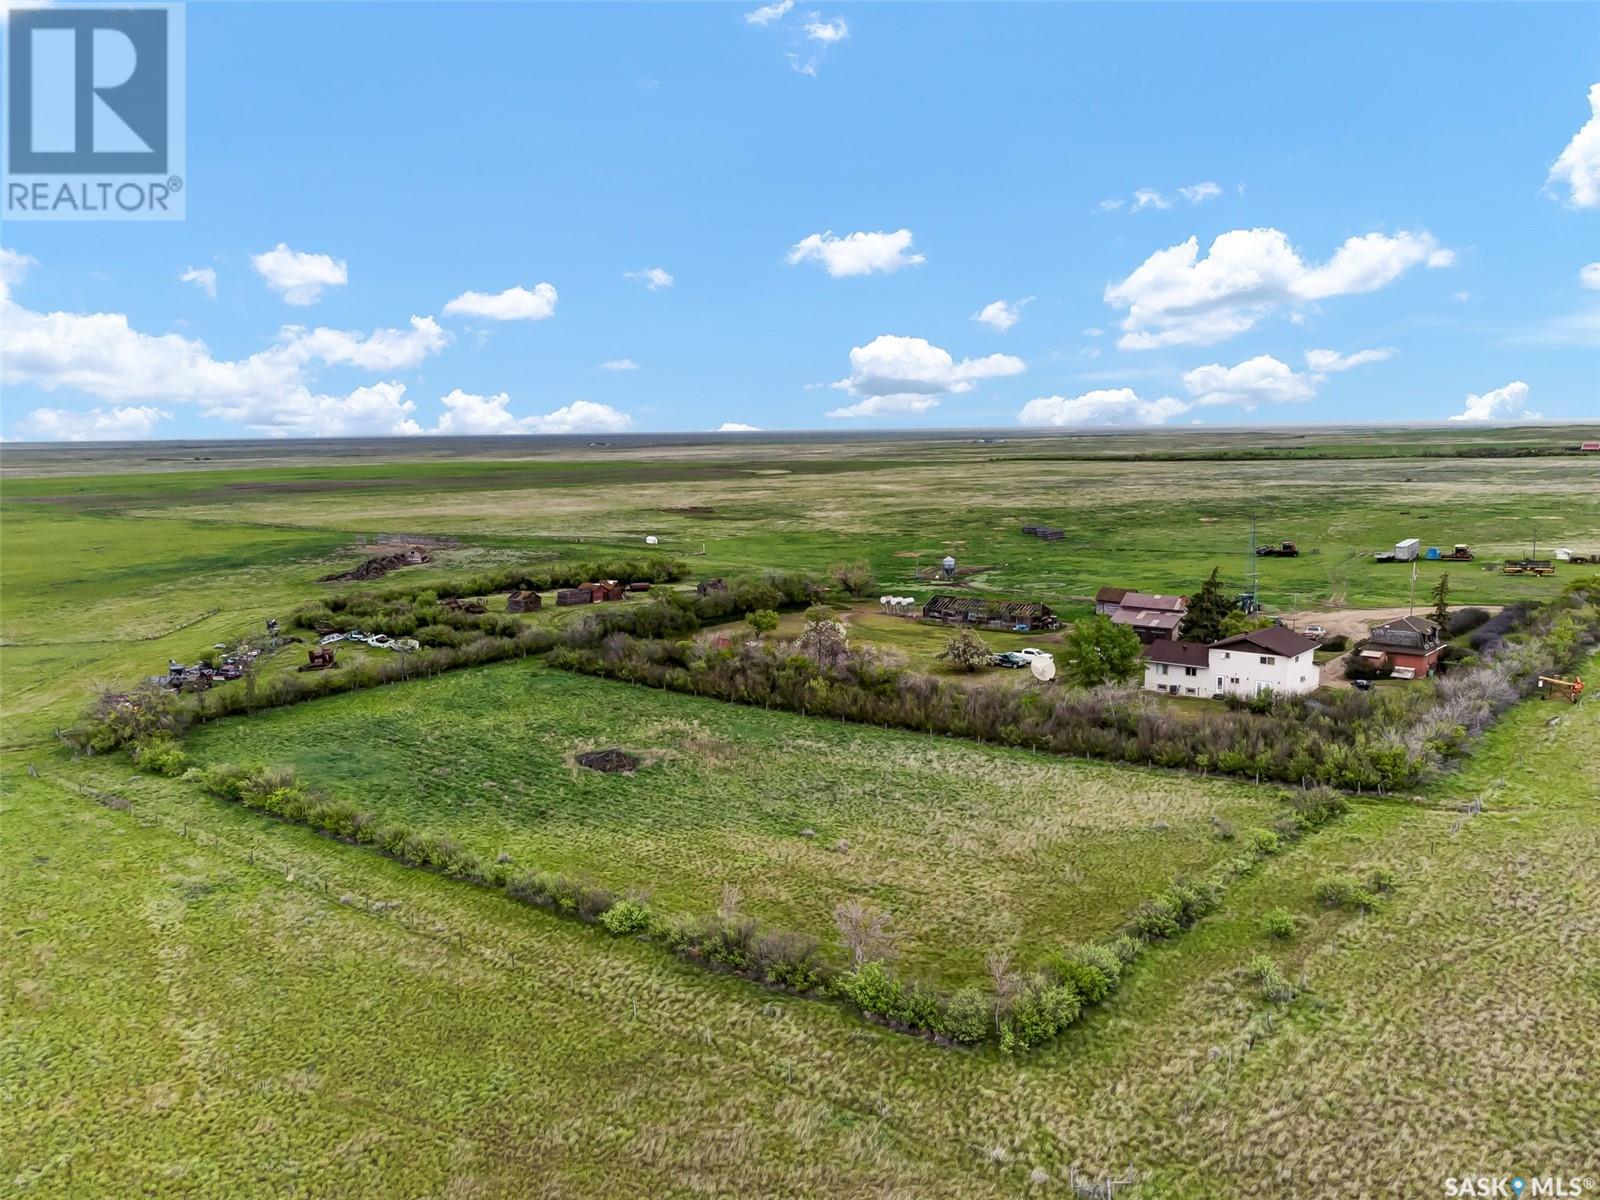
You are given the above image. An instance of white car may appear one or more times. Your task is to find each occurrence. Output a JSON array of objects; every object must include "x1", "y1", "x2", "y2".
[
  {"x1": 1304, "y1": 624, "x2": 1328, "y2": 639},
  {"x1": 1017, "y1": 648, "x2": 1053, "y2": 662}
]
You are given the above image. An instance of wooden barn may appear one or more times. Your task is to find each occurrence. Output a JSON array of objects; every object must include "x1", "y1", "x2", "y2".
[
  {"x1": 506, "y1": 590, "x2": 542, "y2": 613},
  {"x1": 922, "y1": 593, "x2": 1059, "y2": 631},
  {"x1": 556, "y1": 587, "x2": 595, "y2": 606},
  {"x1": 587, "y1": 580, "x2": 626, "y2": 602}
]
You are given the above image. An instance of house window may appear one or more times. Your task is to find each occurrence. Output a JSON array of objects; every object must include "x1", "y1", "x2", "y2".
[
  {"x1": 1157, "y1": 663, "x2": 1169, "y2": 675},
  {"x1": 1260, "y1": 655, "x2": 1275, "y2": 665},
  {"x1": 1229, "y1": 676, "x2": 1240, "y2": 684},
  {"x1": 1184, "y1": 666, "x2": 1198, "y2": 677}
]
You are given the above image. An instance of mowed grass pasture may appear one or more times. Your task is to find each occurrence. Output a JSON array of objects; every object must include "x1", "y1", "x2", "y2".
[
  {"x1": 3, "y1": 427, "x2": 1599, "y2": 1198},
  {"x1": 183, "y1": 663, "x2": 1287, "y2": 985}
]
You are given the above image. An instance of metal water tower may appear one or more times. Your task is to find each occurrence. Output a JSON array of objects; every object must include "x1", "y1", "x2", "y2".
[{"x1": 942, "y1": 555, "x2": 957, "y2": 580}]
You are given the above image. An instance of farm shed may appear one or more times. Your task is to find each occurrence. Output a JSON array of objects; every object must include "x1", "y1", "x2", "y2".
[
  {"x1": 1111, "y1": 607, "x2": 1183, "y2": 644},
  {"x1": 1094, "y1": 586, "x2": 1131, "y2": 615},
  {"x1": 1116, "y1": 591, "x2": 1187, "y2": 615},
  {"x1": 922, "y1": 593, "x2": 1059, "y2": 631},
  {"x1": 1363, "y1": 615, "x2": 1445, "y2": 678},
  {"x1": 557, "y1": 587, "x2": 595, "y2": 606},
  {"x1": 506, "y1": 590, "x2": 542, "y2": 613},
  {"x1": 587, "y1": 580, "x2": 626, "y2": 602}
]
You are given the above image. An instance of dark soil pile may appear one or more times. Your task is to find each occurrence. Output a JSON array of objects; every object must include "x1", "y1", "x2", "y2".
[
  {"x1": 321, "y1": 546, "x2": 432, "y2": 583},
  {"x1": 576, "y1": 748, "x2": 640, "y2": 773}
]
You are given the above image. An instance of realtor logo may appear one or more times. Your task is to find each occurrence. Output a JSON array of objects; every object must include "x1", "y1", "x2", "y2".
[{"x1": 4, "y1": 3, "x2": 186, "y2": 219}]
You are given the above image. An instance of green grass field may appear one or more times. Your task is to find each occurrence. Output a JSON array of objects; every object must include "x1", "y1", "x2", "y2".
[
  {"x1": 3, "y1": 427, "x2": 1598, "y2": 1197},
  {"x1": 182, "y1": 662, "x2": 1287, "y2": 985}
]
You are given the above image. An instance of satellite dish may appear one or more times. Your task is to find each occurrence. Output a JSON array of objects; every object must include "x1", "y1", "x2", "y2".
[
  {"x1": 1030, "y1": 657, "x2": 1057, "y2": 682},
  {"x1": 645, "y1": 535, "x2": 659, "y2": 545}
]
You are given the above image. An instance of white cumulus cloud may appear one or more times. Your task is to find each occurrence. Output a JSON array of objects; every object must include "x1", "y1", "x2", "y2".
[
  {"x1": 625, "y1": 267, "x2": 674, "y2": 291},
  {"x1": 973, "y1": 297, "x2": 1030, "y2": 333},
  {"x1": 1449, "y1": 380, "x2": 1540, "y2": 422},
  {"x1": 1131, "y1": 189, "x2": 1170, "y2": 212},
  {"x1": 804, "y1": 16, "x2": 848, "y2": 42},
  {"x1": 1178, "y1": 181, "x2": 1223, "y2": 204},
  {"x1": 0, "y1": 255, "x2": 441, "y2": 437},
  {"x1": 599, "y1": 358, "x2": 640, "y2": 370},
  {"x1": 1018, "y1": 388, "x2": 1191, "y2": 427},
  {"x1": 431, "y1": 390, "x2": 632, "y2": 435},
  {"x1": 442, "y1": 283, "x2": 558, "y2": 321},
  {"x1": 1547, "y1": 83, "x2": 1600, "y2": 209},
  {"x1": 744, "y1": 0, "x2": 792, "y2": 24},
  {"x1": 787, "y1": 229, "x2": 923, "y2": 277},
  {"x1": 1581, "y1": 262, "x2": 1600, "y2": 290},
  {"x1": 179, "y1": 266, "x2": 217, "y2": 299},
  {"x1": 251, "y1": 243, "x2": 348, "y2": 306},
  {"x1": 828, "y1": 334, "x2": 1023, "y2": 418},
  {"x1": 14, "y1": 404, "x2": 170, "y2": 441},
  {"x1": 274, "y1": 316, "x2": 451, "y2": 372},
  {"x1": 713, "y1": 422, "x2": 761, "y2": 432},
  {"x1": 1304, "y1": 346, "x2": 1396, "y2": 372},
  {"x1": 1182, "y1": 355, "x2": 1320, "y2": 408},
  {"x1": 1105, "y1": 227, "x2": 1450, "y2": 349}
]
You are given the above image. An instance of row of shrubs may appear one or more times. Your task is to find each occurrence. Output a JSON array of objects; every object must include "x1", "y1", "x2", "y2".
[
  {"x1": 548, "y1": 580, "x2": 1600, "y2": 791},
  {"x1": 71, "y1": 625, "x2": 559, "y2": 754},
  {"x1": 549, "y1": 635, "x2": 1437, "y2": 790},
  {"x1": 182, "y1": 757, "x2": 1346, "y2": 1051},
  {"x1": 291, "y1": 568, "x2": 828, "y2": 650}
]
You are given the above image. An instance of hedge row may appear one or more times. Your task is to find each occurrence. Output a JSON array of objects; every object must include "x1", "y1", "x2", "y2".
[{"x1": 186, "y1": 760, "x2": 1344, "y2": 1051}]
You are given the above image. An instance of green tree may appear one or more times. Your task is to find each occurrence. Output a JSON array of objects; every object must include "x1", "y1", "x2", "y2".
[
  {"x1": 1219, "y1": 609, "x2": 1273, "y2": 638},
  {"x1": 745, "y1": 609, "x2": 779, "y2": 638},
  {"x1": 827, "y1": 559, "x2": 878, "y2": 598},
  {"x1": 1430, "y1": 573, "x2": 1450, "y2": 633},
  {"x1": 936, "y1": 627, "x2": 992, "y2": 672},
  {"x1": 1061, "y1": 615, "x2": 1142, "y2": 687},
  {"x1": 1179, "y1": 567, "x2": 1233, "y2": 644}
]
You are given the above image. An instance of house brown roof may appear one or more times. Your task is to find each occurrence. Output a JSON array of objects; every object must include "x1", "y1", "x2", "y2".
[
  {"x1": 1118, "y1": 591, "x2": 1187, "y2": 613},
  {"x1": 1213, "y1": 626, "x2": 1320, "y2": 657},
  {"x1": 1143, "y1": 640, "x2": 1211, "y2": 668},
  {"x1": 1112, "y1": 608, "x2": 1183, "y2": 632},
  {"x1": 1095, "y1": 585, "x2": 1131, "y2": 604}
]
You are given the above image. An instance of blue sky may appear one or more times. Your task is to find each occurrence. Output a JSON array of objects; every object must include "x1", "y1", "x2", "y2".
[{"x1": 2, "y1": 1, "x2": 1596, "y2": 439}]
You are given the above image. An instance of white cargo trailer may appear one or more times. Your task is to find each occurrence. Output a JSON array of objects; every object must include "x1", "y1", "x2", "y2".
[{"x1": 1394, "y1": 538, "x2": 1421, "y2": 562}]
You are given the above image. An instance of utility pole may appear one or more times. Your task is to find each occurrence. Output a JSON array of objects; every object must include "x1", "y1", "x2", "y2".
[{"x1": 1245, "y1": 514, "x2": 1260, "y2": 612}]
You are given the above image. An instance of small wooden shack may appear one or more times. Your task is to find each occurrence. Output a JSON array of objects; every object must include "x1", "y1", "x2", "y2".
[
  {"x1": 506, "y1": 590, "x2": 542, "y2": 613},
  {"x1": 587, "y1": 580, "x2": 626, "y2": 602},
  {"x1": 556, "y1": 587, "x2": 595, "y2": 606}
]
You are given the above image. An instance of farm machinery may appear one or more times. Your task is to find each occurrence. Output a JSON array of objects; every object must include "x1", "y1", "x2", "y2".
[
  {"x1": 1434, "y1": 544, "x2": 1474, "y2": 561},
  {"x1": 1536, "y1": 676, "x2": 1585, "y2": 703},
  {"x1": 1502, "y1": 559, "x2": 1556, "y2": 576},
  {"x1": 1254, "y1": 541, "x2": 1299, "y2": 557},
  {"x1": 298, "y1": 646, "x2": 340, "y2": 672}
]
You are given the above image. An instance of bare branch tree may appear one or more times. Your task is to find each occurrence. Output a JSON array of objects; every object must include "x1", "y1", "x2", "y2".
[{"x1": 833, "y1": 899, "x2": 897, "y2": 968}]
